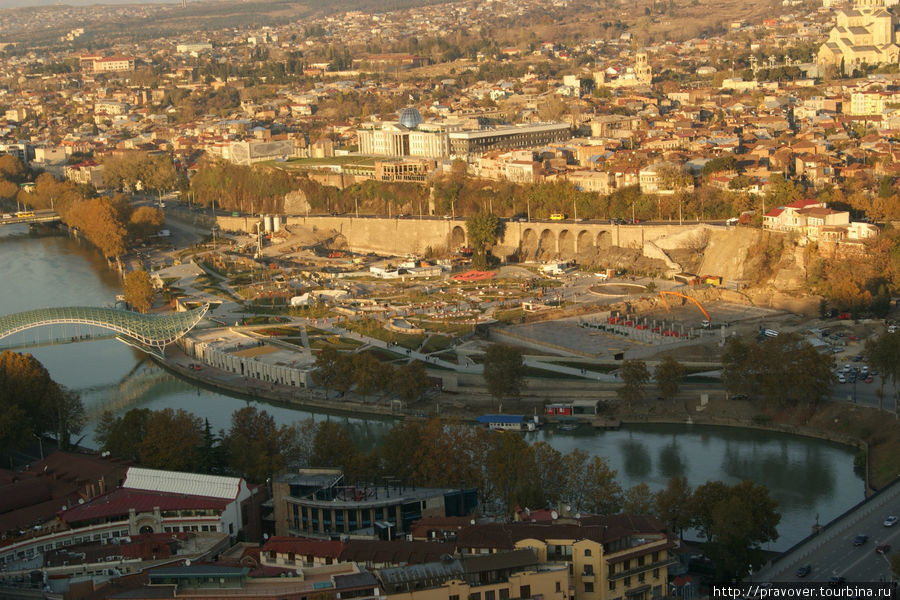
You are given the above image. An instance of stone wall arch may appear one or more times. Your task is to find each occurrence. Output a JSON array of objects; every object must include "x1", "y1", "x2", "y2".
[
  {"x1": 577, "y1": 230, "x2": 593, "y2": 255},
  {"x1": 558, "y1": 229, "x2": 575, "y2": 258},
  {"x1": 539, "y1": 229, "x2": 556, "y2": 258},
  {"x1": 522, "y1": 228, "x2": 538, "y2": 258},
  {"x1": 597, "y1": 230, "x2": 613, "y2": 249},
  {"x1": 449, "y1": 225, "x2": 466, "y2": 250}
]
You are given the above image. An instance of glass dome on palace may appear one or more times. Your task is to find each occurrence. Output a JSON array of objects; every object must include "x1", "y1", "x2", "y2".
[{"x1": 398, "y1": 107, "x2": 423, "y2": 129}]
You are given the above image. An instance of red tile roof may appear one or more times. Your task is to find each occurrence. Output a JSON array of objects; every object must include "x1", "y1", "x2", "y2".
[
  {"x1": 261, "y1": 536, "x2": 344, "y2": 558},
  {"x1": 784, "y1": 198, "x2": 822, "y2": 209},
  {"x1": 59, "y1": 488, "x2": 229, "y2": 524}
]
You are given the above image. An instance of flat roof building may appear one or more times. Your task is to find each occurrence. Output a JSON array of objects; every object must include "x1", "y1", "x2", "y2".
[{"x1": 272, "y1": 469, "x2": 478, "y2": 540}]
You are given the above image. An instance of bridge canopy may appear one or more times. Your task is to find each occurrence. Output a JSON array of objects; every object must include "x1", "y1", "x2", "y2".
[{"x1": 0, "y1": 305, "x2": 208, "y2": 351}]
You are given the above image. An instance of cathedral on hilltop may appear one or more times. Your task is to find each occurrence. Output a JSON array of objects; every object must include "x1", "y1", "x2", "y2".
[{"x1": 818, "y1": 0, "x2": 900, "y2": 70}]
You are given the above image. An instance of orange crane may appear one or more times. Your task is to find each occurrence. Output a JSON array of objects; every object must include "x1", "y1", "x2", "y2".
[{"x1": 658, "y1": 291, "x2": 710, "y2": 321}]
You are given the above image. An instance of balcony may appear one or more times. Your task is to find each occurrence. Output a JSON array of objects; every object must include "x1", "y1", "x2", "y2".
[{"x1": 608, "y1": 558, "x2": 679, "y2": 581}]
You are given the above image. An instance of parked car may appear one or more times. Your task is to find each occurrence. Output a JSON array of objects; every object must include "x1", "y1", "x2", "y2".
[
  {"x1": 884, "y1": 515, "x2": 898, "y2": 527},
  {"x1": 853, "y1": 534, "x2": 868, "y2": 546},
  {"x1": 796, "y1": 564, "x2": 812, "y2": 577},
  {"x1": 865, "y1": 376, "x2": 873, "y2": 384},
  {"x1": 875, "y1": 544, "x2": 890, "y2": 554},
  {"x1": 838, "y1": 374, "x2": 846, "y2": 384}
]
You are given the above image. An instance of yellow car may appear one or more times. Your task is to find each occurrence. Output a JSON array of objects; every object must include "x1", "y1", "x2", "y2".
[{"x1": 549, "y1": 213, "x2": 566, "y2": 221}]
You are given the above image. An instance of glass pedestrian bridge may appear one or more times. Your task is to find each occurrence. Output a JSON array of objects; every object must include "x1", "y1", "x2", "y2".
[{"x1": 0, "y1": 305, "x2": 209, "y2": 355}]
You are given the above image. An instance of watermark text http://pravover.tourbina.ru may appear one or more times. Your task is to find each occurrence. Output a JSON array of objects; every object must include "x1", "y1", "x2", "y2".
[{"x1": 713, "y1": 584, "x2": 897, "y2": 600}]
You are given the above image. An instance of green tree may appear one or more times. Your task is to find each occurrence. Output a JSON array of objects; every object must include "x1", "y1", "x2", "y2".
[
  {"x1": 0, "y1": 350, "x2": 82, "y2": 452},
  {"x1": 482, "y1": 344, "x2": 525, "y2": 411},
  {"x1": 865, "y1": 332, "x2": 900, "y2": 414},
  {"x1": 94, "y1": 408, "x2": 150, "y2": 462},
  {"x1": 485, "y1": 431, "x2": 543, "y2": 514},
  {"x1": 531, "y1": 441, "x2": 567, "y2": 507},
  {"x1": 722, "y1": 334, "x2": 834, "y2": 406},
  {"x1": 352, "y1": 352, "x2": 391, "y2": 400},
  {"x1": 392, "y1": 360, "x2": 431, "y2": 402},
  {"x1": 654, "y1": 475, "x2": 693, "y2": 539},
  {"x1": 465, "y1": 212, "x2": 503, "y2": 269},
  {"x1": 139, "y1": 408, "x2": 203, "y2": 471},
  {"x1": 582, "y1": 456, "x2": 624, "y2": 514},
  {"x1": 223, "y1": 406, "x2": 289, "y2": 483},
  {"x1": 123, "y1": 269, "x2": 154, "y2": 313},
  {"x1": 690, "y1": 480, "x2": 730, "y2": 542},
  {"x1": 310, "y1": 421, "x2": 360, "y2": 477},
  {"x1": 654, "y1": 357, "x2": 685, "y2": 402},
  {"x1": 705, "y1": 481, "x2": 780, "y2": 580},
  {"x1": 312, "y1": 347, "x2": 342, "y2": 397},
  {"x1": 196, "y1": 418, "x2": 228, "y2": 475},
  {"x1": 623, "y1": 482, "x2": 655, "y2": 514},
  {"x1": 52, "y1": 390, "x2": 86, "y2": 451},
  {"x1": 618, "y1": 359, "x2": 650, "y2": 405}
]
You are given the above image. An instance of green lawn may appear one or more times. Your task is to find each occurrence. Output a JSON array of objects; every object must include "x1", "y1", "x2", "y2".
[{"x1": 421, "y1": 335, "x2": 452, "y2": 353}]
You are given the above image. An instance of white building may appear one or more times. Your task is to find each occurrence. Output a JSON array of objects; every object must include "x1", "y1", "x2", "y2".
[{"x1": 0, "y1": 468, "x2": 256, "y2": 566}]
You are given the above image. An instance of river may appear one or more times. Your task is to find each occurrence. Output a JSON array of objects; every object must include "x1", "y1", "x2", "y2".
[{"x1": 0, "y1": 224, "x2": 864, "y2": 550}]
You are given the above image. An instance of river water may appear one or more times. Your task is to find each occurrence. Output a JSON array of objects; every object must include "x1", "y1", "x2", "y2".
[{"x1": 0, "y1": 225, "x2": 864, "y2": 550}]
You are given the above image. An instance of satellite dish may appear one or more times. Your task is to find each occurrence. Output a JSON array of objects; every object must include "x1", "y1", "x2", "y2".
[
  {"x1": 551, "y1": 510, "x2": 559, "y2": 520},
  {"x1": 61, "y1": 506, "x2": 67, "y2": 511},
  {"x1": 185, "y1": 559, "x2": 192, "y2": 567},
  {"x1": 470, "y1": 519, "x2": 476, "y2": 525},
  {"x1": 78, "y1": 499, "x2": 84, "y2": 504},
  {"x1": 263, "y1": 533, "x2": 269, "y2": 540},
  {"x1": 575, "y1": 513, "x2": 581, "y2": 519}
]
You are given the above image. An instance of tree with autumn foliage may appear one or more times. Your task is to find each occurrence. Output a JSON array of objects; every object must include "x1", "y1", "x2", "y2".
[{"x1": 123, "y1": 269, "x2": 154, "y2": 313}]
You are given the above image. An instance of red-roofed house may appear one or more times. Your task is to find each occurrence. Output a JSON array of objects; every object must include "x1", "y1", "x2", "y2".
[
  {"x1": 260, "y1": 537, "x2": 345, "y2": 570},
  {"x1": 0, "y1": 467, "x2": 265, "y2": 568}
]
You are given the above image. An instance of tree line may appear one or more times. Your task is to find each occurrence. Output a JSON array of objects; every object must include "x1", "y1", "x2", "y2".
[
  {"x1": 93, "y1": 405, "x2": 779, "y2": 581},
  {"x1": 0, "y1": 156, "x2": 164, "y2": 261},
  {"x1": 313, "y1": 348, "x2": 433, "y2": 403},
  {"x1": 0, "y1": 351, "x2": 85, "y2": 456}
]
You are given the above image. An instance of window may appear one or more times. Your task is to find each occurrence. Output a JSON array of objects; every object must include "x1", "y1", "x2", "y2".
[
  {"x1": 520, "y1": 585, "x2": 531, "y2": 598},
  {"x1": 624, "y1": 560, "x2": 630, "y2": 570},
  {"x1": 556, "y1": 582, "x2": 561, "y2": 592},
  {"x1": 584, "y1": 565, "x2": 594, "y2": 575},
  {"x1": 652, "y1": 552, "x2": 659, "y2": 562},
  {"x1": 584, "y1": 548, "x2": 592, "y2": 557},
  {"x1": 450, "y1": 595, "x2": 460, "y2": 600},
  {"x1": 499, "y1": 589, "x2": 509, "y2": 600},
  {"x1": 638, "y1": 556, "x2": 644, "y2": 566},
  {"x1": 609, "y1": 581, "x2": 616, "y2": 591},
  {"x1": 638, "y1": 573, "x2": 645, "y2": 583},
  {"x1": 624, "y1": 577, "x2": 631, "y2": 586},
  {"x1": 469, "y1": 593, "x2": 481, "y2": 600},
  {"x1": 585, "y1": 583, "x2": 594, "y2": 593},
  {"x1": 485, "y1": 591, "x2": 495, "y2": 600},
  {"x1": 653, "y1": 569, "x2": 659, "y2": 578}
]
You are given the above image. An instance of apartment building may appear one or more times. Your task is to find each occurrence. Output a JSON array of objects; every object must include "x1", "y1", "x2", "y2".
[
  {"x1": 448, "y1": 123, "x2": 571, "y2": 158},
  {"x1": 455, "y1": 515, "x2": 675, "y2": 600}
]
